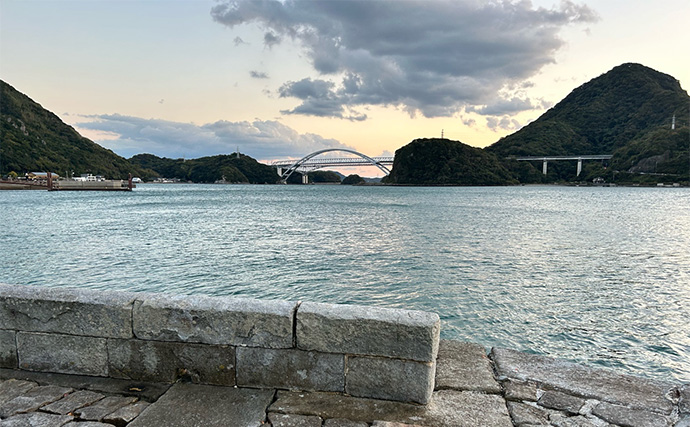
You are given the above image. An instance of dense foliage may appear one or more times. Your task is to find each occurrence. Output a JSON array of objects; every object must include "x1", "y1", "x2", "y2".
[
  {"x1": 129, "y1": 153, "x2": 280, "y2": 184},
  {"x1": 342, "y1": 174, "x2": 366, "y2": 185},
  {"x1": 487, "y1": 63, "x2": 690, "y2": 183},
  {"x1": 384, "y1": 138, "x2": 517, "y2": 185},
  {"x1": 0, "y1": 80, "x2": 149, "y2": 179},
  {"x1": 309, "y1": 170, "x2": 341, "y2": 183}
]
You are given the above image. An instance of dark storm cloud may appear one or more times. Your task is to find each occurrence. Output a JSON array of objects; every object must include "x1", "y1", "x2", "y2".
[
  {"x1": 211, "y1": 0, "x2": 597, "y2": 120},
  {"x1": 76, "y1": 114, "x2": 352, "y2": 160}
]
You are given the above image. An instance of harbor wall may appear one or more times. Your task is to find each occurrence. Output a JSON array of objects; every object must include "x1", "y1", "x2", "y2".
[{"x1": 0, "y1": 284, "x2": 440, "y2": 404}]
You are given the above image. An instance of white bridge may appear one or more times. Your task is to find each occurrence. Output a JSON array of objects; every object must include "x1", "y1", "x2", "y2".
[
  {"x1": 514, "y1": 155, "x2": 613, "y2": 176},
  {"x1": 271, "y1": 149, "x2": 394, "y2": 183}
]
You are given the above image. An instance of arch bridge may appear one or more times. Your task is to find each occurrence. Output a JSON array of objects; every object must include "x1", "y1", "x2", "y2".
[{"x1": 271, "y1": 149, "x2": 393, "y2": 183}]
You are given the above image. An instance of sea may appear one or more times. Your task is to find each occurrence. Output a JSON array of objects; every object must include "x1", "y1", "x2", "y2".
[{"x1": 1, "y1": 184, "x2": 689, "y2": 383}]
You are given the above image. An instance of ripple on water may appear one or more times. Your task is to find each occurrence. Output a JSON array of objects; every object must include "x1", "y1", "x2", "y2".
[{"x1": 1, "y1": 184, "x2": 689, "y2": 382}]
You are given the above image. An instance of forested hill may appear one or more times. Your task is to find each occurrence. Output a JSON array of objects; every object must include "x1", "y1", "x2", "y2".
[
  {"x1": 0, "y1": 80, "x2": 147, "y2": 179},
  {"x1": 384, "y1": 138, "x2": 517, "y2": 185},
  {"x1": 486, "y1": 63, "x2": 689, "y2": 182},
  {"x1": 129, "y1": 153, "x2": 279, "y2": 184}
]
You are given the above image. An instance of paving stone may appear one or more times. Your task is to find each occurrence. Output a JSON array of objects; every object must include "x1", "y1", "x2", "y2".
[
  {"x1": 434, "y1": 340, "x2": 500, "y2": 393},
  {"x1": 592, "y1": 401, "x2": 671, "y2": 427},
  {"x1": 346, "y1": 356, "x2": 434, "y2": 404},
  {"x1": 538, "y1": 390, "x2": 586, "y2": 414},
  {"x1": 681, "y1": 384, "x2": 690, "y2": 414},
  {"x1": 269, "y1": 390, "x2": 427, "y2": 423},
  {"x1": 237, "y1": 347, "x2": 343, "y2": 392},
  {"x1": 268, "y1": 412, "x2": 322, "y2": 427},
  {"x1": 0, "y1": 368, "x2": 170, "y2": 402},
  {"x1": 548, "y1": 414, "x2": 600, "y2": 427},
  {"x1": 324, "y1": 418, "x2": 369, "y2": 427},
  {"x1": 0, "y1": 331, "x2": 17, "y2": 369},
  {"x1": 0, "y1": 385, "x2": 73, "y2": 418},
  {"x1": 74, "y1": 395, "x2": 137, "y2": 421},
  {"x1": 102, "y1": 401, "x2": 150, "y2": 427},
  {"x1": 371, "y1": 422, "x2": 423, "y2": 427},
  {"x1": 270, "y1": 389, "x2": 513, "y2": 426},
  {"x1": 128, "y1": 382, "x2": 275, "y2": 427},
  {"x1": 492, "y1": 347, "x2": 676, "y2": 414},
  {"x1": 63, "y1": 422, "x2": 114, "y2": 427},
  {"x1": 133, "y1": 293, "x2": 296, "y2": 348},
  {"x1": 40, "y1": 389, "x2": 104, "y2": 415},
  {"x1": 506, "y1": 401, "x2": 550, "y2": 426},
  {"x1": 0, "y1": 412, "x2": 73, "y2": 427},
  {"x1": 0, "y1": 284, "x2": 135, "y2": 338},
  {"x1": 0, "y1": 379, "x2": 37, "y2": 405},
  {"x1": 108, "y1": 338, "x2": 235, "y2": 386},
  {"x1": 503, "y1": 379, "x2": 538, "y2": 402},
  {"x1": 17, "y1": 332, "x2": 107, "y2": 377},
  {"x1": 296, "y1": 302, "x2": 440, "y2": 362}
]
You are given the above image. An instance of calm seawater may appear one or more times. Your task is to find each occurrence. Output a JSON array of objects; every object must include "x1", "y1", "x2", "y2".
[{"x1": 1, "y1": 184, "x2": 689, "y2": 383}]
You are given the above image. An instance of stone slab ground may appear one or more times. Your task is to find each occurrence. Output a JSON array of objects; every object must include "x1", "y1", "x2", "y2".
[{"x1": 0, "y1": 340, "x2": 687, "y2": 426}]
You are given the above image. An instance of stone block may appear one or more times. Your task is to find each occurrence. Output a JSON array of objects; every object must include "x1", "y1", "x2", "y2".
[
  {"x1": 41, "y1": 389, "x2": 104, "y2": 415},
  {"x1": 537, "y1": 390, "x2": 585, "y2": 414},
  {"x1": 324, "y1": 419, "x2": 369, "y2": 427},
  {"x1": 75, "y1": 396, "x2": 138, "y2": 421},
  {"x1": 681, "y1": 384, "x2": 690, "y2": 414},
  {"x1": 0, "y1": 379, "x2": 38, "y2": 405},
  {"x1": 506, "y1": 401, "x2": 550, "y2": 426},
  {"x1": 0, "y1": 330, "x2": 17, "y2": 368},
  {"x1": 17, "y1": 332, "x2": 108, "y2": 377},
  {"x1": 491, "y1": 347, "x2": 676, "y2": 414},
  {"x1": 297, "y1": 302, "x2": 440, "y2": 362},
  {"x1": 269, "y1": 412, "x2": 323, "y2": 427},
  {"x1": 237, "y1": 347, "x2": 344, "y2": 392},
  {"x1": 345, "y1": 356, "x2": 435, "y2": 404},
  {"x1": 0, "y1": 284, "x2": 135, "y2": 339},
  {"x1": 133, "y1": 293, "x2": 296, "y2": 348},
  {"x1": 108, "y1": 338, "x2": 235, "y2": 386},
  {"x1": 434, "y1": 340, "x2": 500, "y2": 393},
  {"x1": 503, "y1": 379, "x2": 538, "y2": 401},
  {"x1": 0, "y1": 412, "x2": 74, "y2": 427},
  {"x1": 592, "y1": 401, "x2": 671, "y2": 427},
  {"x1": 128, "y1": 383, "x2": 274, "y2": 427},
  {"x1": 0, "y1": 384, "x2": 73, "y2": 418},
  {"x1": 103, "y1": 401, "x2": 151, "y2": 426}
]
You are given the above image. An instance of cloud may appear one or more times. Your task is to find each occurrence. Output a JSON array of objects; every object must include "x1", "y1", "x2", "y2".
[
  {"x1": 75, "y1": 114, "x2": 353, "y2": 160},
  {"x1": 250, "y1": 70, "x2": 269, "y2": 79},
  {"x1": 211, "y1": 0, "x2": 598, "y2": 119},
  {"x1": 233, "y1": 36, "x2": 247, "y2": 46},
  {"x1": 486, "y1": 116, "x2": 522, "y2": 132}
]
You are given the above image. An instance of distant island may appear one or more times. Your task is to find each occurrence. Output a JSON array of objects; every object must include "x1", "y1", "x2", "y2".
[{"x1": 2, "y1": 63, "x2": 688, "y2": 186}]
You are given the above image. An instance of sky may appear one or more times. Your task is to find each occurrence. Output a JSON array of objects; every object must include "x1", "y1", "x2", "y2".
[{"x1": 1, "y1": 0, "x2": 689, "y2": 174}]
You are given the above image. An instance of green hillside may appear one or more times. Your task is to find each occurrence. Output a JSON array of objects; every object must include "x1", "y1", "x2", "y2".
[
  {"x1": 0, "y1": 80, "x2": 147, "y2": 179},
  {"x1": 487, "y1": 63, "x2": 690, "y2": 183},
  {"x1": 129, "y1": 153, "x2": 279, "y2": 184},
  {"x1": 384, "y1": 138, "x2": 517, "y2": 185}
]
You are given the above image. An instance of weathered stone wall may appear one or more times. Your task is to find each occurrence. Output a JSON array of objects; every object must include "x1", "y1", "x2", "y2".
[{"x1": 0, "y1": 284, "x2": 440, "y2": 404}]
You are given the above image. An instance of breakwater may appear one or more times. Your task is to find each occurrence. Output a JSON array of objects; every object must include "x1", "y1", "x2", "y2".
[{"x1": 0, "y1": 284, "x2": 440, "y2": 404}]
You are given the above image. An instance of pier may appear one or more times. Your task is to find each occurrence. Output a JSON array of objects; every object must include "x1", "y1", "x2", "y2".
[{"x1": 1, "y1": 284, "x2": 686, "y2": 426}]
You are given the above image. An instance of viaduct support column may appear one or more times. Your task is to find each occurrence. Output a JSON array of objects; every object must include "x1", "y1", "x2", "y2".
[
  {"x1": 277, "y1": 167, "x2": 282, "y2": 176},
  {"x1": 302, "y1": 174, "x2": 309, "y2": 184},
  {"x1": 542, "y1": 160, "x2": 548, "y2": 175},
  {"x1": 576, "y1": 159, "x2": 583, "y2": 176}
]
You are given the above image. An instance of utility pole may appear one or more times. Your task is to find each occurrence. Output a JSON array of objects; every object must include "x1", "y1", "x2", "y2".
[{"x1": 441, "y1": 129, "x2": 444, "y2": 139}]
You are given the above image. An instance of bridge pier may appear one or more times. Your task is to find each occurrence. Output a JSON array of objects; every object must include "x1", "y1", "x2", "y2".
[
  {"x1": 577, "y1": 159, "x2": 582, "y2": 177},
  {"x1": 302, "y1": 174, "x2": 309, "y2": 184},
  {"x1": 277, "y1": 167, "x2": 282, "y2": 177},
  {"x1": 542, "y1": 161, "x2": 548, "y2": 175}
]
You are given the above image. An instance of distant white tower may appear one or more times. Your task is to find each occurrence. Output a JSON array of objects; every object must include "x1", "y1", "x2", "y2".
[
  {"x1": 236, "y1": 146, "x2": 240, "y2": 159},
  {"x1": 672, "y1": 115, "x2": 676, "y2": 130}
]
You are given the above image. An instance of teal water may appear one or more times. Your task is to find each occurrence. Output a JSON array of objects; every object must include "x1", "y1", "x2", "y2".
[{"x1": 1, "y1": 184, "x2": 689, "y2": 382}]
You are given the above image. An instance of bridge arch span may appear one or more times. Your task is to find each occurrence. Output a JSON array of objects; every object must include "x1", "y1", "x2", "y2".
[{"x1": 280, "y1": 148, "x2": 391, "y2": 182}]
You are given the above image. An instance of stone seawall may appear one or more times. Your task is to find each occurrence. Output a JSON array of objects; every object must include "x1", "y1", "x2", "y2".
[{"x1": 0, "y1": 284, "x2": 440, "y2": 404}]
